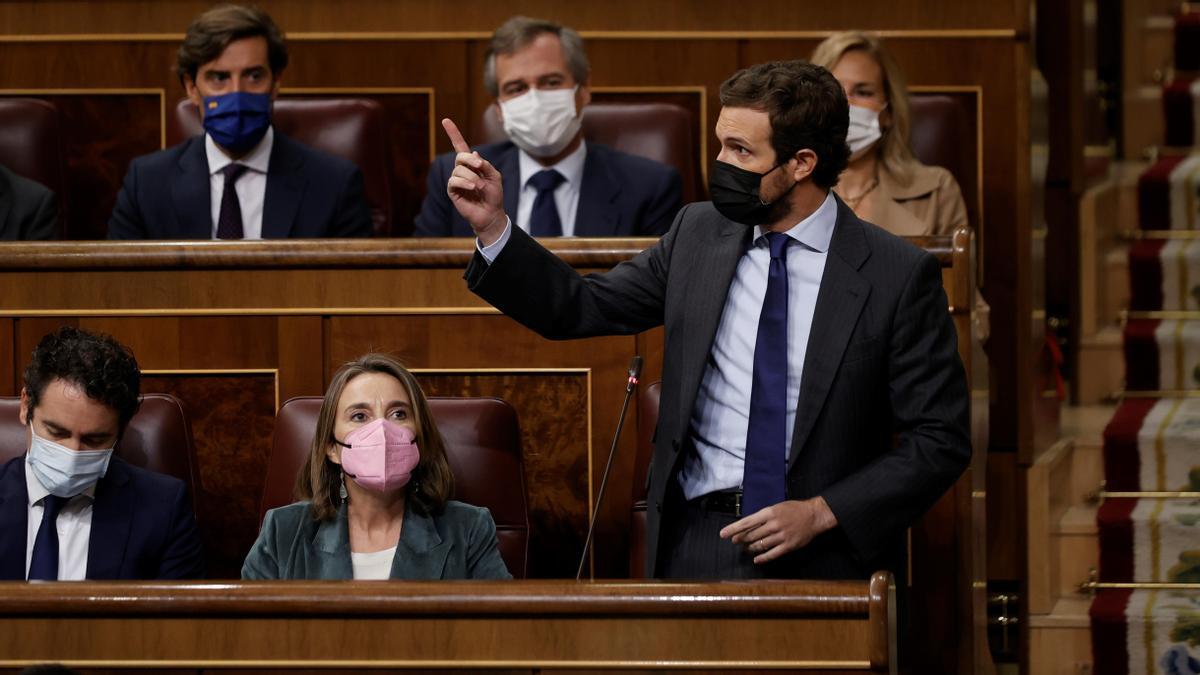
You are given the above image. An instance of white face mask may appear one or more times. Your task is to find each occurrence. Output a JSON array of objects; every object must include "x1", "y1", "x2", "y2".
[
  {"x1": 499, "y1": 86, "x2": 583, "y2": 158},
  {"x1": 26, "y1": 424, "x2": 114, "y2": 498},
  {"x1": 847, "y1": 103, "x2": 885, "y2": 159}
]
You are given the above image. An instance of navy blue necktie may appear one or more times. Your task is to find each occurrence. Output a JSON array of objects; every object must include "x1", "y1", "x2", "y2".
[
  {"x1": 27, "y1": 494, "x2": 68, "y2": 581},
  {"x1": 742, "y1": 232, "x2": 790, "y2": 515},
  {"x1": 527, "y1": 169, "x2": 566, "y2": 237},
  {"x1": 216, "y1": 163, "x2": 248, "y2": 240}
]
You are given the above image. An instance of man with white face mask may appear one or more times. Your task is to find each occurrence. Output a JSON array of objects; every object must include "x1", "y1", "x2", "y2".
[
  {"x1": 0, "y1": 327, "x2": 204, "y2": 580},
  {"x1": 415, "y1": 15, "x2": 682, "y2": 237}
]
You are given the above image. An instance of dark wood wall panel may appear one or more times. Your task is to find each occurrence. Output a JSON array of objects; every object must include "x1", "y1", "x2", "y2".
[
  {"x1": 418, "y1": 372, "x2": 590, "y2": 579},
  {"x1": 0, "y1": 0, "x2": 1026, "y2": 33},
  {"x1": 141, "y1": 372, "x2": 278, "y2": 579}
]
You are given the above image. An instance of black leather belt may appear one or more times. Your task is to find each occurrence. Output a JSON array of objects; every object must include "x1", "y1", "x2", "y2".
[{"x1": 692, "y1": 489, "x2": 743, "y2": 517}]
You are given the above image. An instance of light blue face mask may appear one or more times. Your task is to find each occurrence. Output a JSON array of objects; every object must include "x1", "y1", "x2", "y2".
[{"x1": 26, "y1": 425, "x2": 114, "y2": 498}]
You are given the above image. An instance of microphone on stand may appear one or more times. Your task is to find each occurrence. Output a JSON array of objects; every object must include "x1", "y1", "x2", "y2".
[{"x1": 576, "y1": 355, "x2": 643, "y2": 581}]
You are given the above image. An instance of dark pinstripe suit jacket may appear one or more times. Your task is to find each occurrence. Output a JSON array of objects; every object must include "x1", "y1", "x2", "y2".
[{"x1": 466, "y1": 195, "x2": 971, "y2": 579}]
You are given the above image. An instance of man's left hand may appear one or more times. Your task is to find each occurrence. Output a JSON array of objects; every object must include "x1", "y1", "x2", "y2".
[{"x1": 718, "y1": 497, "x2": 839, "y2": 564}]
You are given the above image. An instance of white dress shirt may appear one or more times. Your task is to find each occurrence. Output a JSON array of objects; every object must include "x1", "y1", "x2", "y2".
[
  {"x1": 679, "y1": 191, "x2": 838, "y2": 499},
  {"x1": 350, "y1": 546, "x2": 396, "y2": 580},
  {"x1": 206, "y1": 126, "x2": 273, "y2": 240},
  {"x1": 515, "y1": 141, "x2": 587, "y2": 236},
  {"x1": 25, "y1": 460, "x2": 95, "y2": 581}
]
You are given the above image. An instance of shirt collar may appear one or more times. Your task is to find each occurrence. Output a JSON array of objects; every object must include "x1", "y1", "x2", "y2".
[
  {"x1": 519, "y1": 140, "x2": 587, "y2": 190},
  {"x1": 205, "y1": 125, "x2": 274, "y2": 176},
  {"x1": 752, "y1": 190, "x2": 838, "y2": 253},
  {"x1": 24, "y1": 456, "x2": 96, "y2": 506}
]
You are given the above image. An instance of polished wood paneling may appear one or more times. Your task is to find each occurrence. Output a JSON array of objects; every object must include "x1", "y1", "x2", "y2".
[
  {"x1": 417, "y1": 371, "x2": 590, "y2": 578},
  {"x1": 0, "y1": 92, "x2": 161, "y2": 240},
  {"x1": 0, "y1": 0, "x2": 1024, "y2": 34},
  {"x1": 141, "y1": 372, "x2": 277, "y2": 579},
  {"x1": 0, "y1": 577, "x2": 895, "y2": 672}
]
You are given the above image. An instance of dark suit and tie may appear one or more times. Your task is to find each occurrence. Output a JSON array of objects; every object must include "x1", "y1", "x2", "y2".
[
  {"x1": 414, "y1": 140, "x2": 682, "y2": 237},
  {"x1": 466, "y1": 194, "x2": 971, "y2": 580},
  {"x1": 107, "y1": 131, "x2": 372, "y2": 240},
  {"x1": 0, "y1": 456, "x2": 205, "y2": 580},
  {"x1": 0, "y1": 164, "x2": 56, "y2": 241}
]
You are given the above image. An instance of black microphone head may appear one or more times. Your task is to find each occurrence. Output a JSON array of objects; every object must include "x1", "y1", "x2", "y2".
[{"x1": 628, "y1": 356, "x2": 643, "y2": 379}]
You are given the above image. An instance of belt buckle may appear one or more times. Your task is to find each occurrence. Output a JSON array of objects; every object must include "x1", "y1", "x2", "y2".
[{"x1": 734, "y1": 491, "x2": 742, "y2": 518}]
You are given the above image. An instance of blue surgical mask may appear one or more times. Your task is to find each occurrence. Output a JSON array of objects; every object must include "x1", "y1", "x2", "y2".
[
  {"x1": 26, "y1": 425, "x2": 114, "y2": 498},
  {"x1": 202, "y1": 92, "x2": 272, "y2": 154}
]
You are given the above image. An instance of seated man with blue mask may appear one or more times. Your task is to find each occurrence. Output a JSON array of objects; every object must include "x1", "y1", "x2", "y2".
[
  {"x1": 415, "y1": 15, "x2": 682, "y2": 238},
  {"x1": 108, "y1": 4, "x2": 372, "y2": 240},
  {"x1": 0, "y1": 327, "x2": 204, "y2": 580}
]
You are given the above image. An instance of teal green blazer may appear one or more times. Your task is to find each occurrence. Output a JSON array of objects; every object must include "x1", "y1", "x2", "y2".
[{"x1": 241, "y1": 500, "x2": 512, "y2": 580}]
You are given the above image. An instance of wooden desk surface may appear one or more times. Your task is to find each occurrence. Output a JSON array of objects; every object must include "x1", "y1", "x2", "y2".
[{"x1": 0, "y1": 575, "x2": 896, "y2": 672}]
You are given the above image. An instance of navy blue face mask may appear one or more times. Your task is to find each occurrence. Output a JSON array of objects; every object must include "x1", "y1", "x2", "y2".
[{"x1": 202, "y1": 92, "x2": 271, "y2": 155}]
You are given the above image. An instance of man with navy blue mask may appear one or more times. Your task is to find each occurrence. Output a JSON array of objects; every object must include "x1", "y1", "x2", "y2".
[
  {"x1": 107, "y1": 5, "x2": 372, "y2": 240},
  {"x1": 0, "y1": 327, "x2": 204, "y2": 580}
]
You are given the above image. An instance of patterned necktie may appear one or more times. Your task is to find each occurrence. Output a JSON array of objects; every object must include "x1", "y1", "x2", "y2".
[
  {"x1": 527, "y1": 169, "x2": 566, "y2": 237},
  {"x1": 742, "y1": 231, "x2": 790, "y2": 516},
  {"x1": 27, "y1": 494, "x2": 69, "y2": 581},
  {"x1": 216, "y1": 163, "x2": 249, "y2": 240}
]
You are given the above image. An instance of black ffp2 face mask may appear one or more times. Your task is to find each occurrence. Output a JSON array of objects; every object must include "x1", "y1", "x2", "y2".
[{"x1": 708, "y1": 160, "x2": 797, "y2": 226}]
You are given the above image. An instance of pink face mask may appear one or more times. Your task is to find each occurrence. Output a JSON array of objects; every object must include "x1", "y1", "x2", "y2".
[{"x1": 336, "y1": 419, "x2": 420, "y2": 494}]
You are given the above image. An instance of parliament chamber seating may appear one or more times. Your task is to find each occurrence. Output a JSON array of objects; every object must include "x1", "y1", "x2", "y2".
[
  {"x1": 0, "y1": 393, "x2": 200, "y2": 511},
  {"x1": 481, "y1": 101, "x2": 702, "y2": 204},
  {"x1": 0, "y1": 98, "x2": 67, "y2": 236},
  {"x1": 265, "y1": 395, "x2": 531, "y2": 578},
  {"x1": 167, "y1": 98, "x2": 396, "y2": 236},
  {"x1": 628, "y1": 379, "x2": 660, "y2": 578},
  {"x1": 908, "y1": 93, "x2": 978, "y2": 228}
]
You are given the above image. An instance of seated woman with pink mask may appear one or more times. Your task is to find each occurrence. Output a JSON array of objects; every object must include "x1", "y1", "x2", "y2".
[{"x1": 242, "y1": 353, "x2": 511, "y2": 580}]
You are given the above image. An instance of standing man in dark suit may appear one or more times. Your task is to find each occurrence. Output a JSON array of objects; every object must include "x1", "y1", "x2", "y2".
[
  {"x1": 414, "y1": 16, "x2": 681, "y2": 238},
  {"x1": 441, "y1": 60, "x2": 970, "y2": 580},
  {"x1": 108, "y1": 5, "x2": 371, "y2": 240},
  {"x1": 0, "y1": 164, "x2": 56, "y2": 240},
  {"x1": 0, "y1": 327, "x2": 204, "y2": 580}
]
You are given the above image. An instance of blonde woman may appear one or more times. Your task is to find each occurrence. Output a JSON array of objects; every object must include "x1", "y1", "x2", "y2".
[
  {"x1": 812, "y1": 31, "x2": 967, "y2": 236},
  {"x1": 242, "y1": 353, "x2": 511, "y2": 580}
]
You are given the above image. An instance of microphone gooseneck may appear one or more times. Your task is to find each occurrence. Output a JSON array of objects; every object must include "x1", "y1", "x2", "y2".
[{"x1": 576, "y1": 356, "x2": 642, "y2": 580}]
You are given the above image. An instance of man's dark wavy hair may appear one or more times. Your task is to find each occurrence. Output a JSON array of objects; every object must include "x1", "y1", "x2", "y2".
[
  {"x1": 719, "y1": 60, "x2": 851, "y2": 189},
  {"x1": 22, "y1": 327, "x2": 141, "y2": 430}
]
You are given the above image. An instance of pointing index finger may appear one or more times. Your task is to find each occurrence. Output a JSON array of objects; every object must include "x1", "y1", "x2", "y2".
[{"x1": 442, "y1": 118, "x2": 471, "y2": 154}]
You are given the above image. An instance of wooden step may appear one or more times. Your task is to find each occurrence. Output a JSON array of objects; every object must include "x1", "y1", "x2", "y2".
[
  {"x1": 1076, "y1": 326, "x2": 1124, "y2": 404},
  {"x1": 1138, "y1": 15, "x2": 1177, "y2": 87},
  {"x1": 1123, "y1": 85, "x2": 1165, "y2": 160},
  {"x1": 1056, "y1": 505, "x2": 1100, "y2": 600},
  {"x1": 1028, "y1": 597, "x2": 1094, "y2": 675}
]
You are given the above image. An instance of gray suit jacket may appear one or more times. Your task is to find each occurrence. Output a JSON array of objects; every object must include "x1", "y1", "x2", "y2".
[
  {"x1": 241, "y1": 500, "x2": 511, "y2": 580},
  {"x1": 466, "y1": 196, "x2": 971, "y2": 579}
]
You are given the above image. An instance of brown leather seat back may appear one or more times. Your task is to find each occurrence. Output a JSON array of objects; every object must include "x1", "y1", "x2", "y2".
[
  {"x1": 266, "y1": 396, "x2": 530, "y2": 578},
  {"x1": 168, "y1": 98, "x2": 395, "y2": 236},
  {"x1": 482, "y1": 102, "x2": 700, "y2": 204},
  {"x1": 0, "y1": 394, "x2": 200, "y2": 510},
  {"x1": 908, "y1": 93, "x2": 977, "y2": 227},
  {"x1": 0, "y1": 98, "x2": 66, "y2": 233},
  {"x1": 629, "y1": 380, "x2": 662, "y2": 578}
]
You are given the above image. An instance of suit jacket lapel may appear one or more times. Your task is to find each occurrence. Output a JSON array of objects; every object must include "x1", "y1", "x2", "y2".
[
  {"x1": 309, "y1": 506, "x2": 353, "y2": 579},
  {"x1": 788, "y1": 203, "x2": 872, "y2": 468},
  {"x1": 86, "y1": 458, "x2": 135, "y2": 579},
  {"x1": 0, "y1": 458, "x2": 30, "y2": 580},
  {"x1": 262, "y1": 133, "x2": 306, "y2": 239},
  {"x1": 676, "y1": 213, "x2": 750, "y2": 435},
  {"x1": 390, "y1": 505, "x2": 450, "y2": 579},
  {"x1": 171, "y1": 138, "x2": 214, "y2": 239},
  {"x1": 574, "y1": 148, "x2": 621, "y2": 236}
]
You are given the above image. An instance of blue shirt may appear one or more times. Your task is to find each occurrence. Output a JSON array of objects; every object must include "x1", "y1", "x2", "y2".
[{"x1": 678, "y1": 191, "x2": 837, "y2": 500}]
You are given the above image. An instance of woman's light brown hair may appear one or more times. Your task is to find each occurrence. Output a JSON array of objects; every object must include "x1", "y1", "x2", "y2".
[
  {"x1": 296, "y1": 353, "x2": 454, "y2": 521},
  {"x1": 810, "y1": 31, "x2": 917, "y2": 184}
]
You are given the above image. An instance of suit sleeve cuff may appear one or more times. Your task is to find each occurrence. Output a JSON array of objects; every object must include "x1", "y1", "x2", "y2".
[{"x1": 476, "y1": 218, "x2": 514, "y2": 263}]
